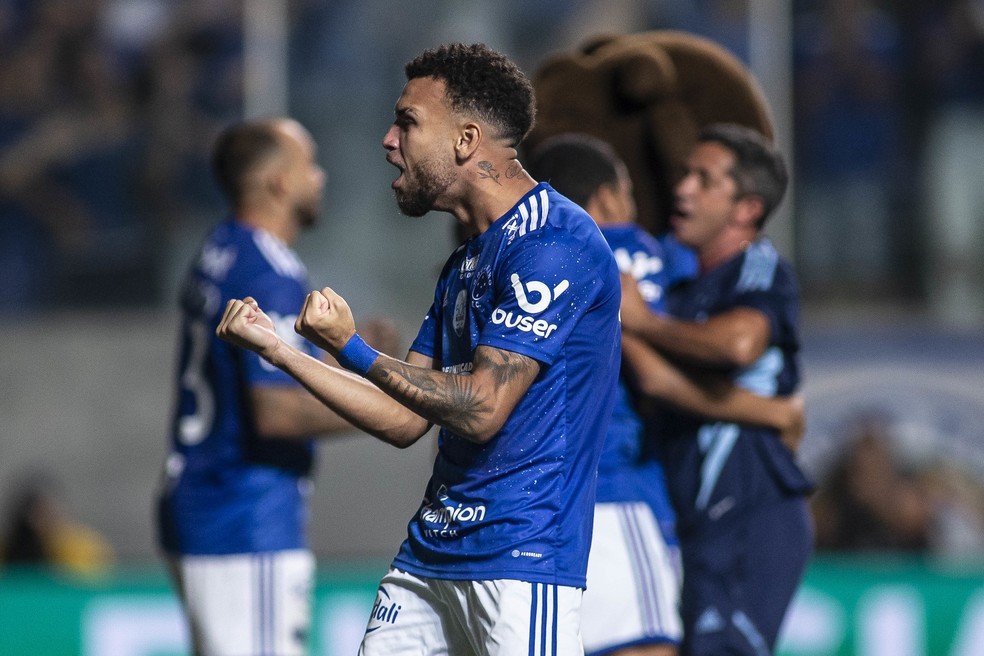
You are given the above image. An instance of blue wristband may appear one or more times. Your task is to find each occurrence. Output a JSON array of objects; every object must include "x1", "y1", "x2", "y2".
[{"x1": 336, "y1": 333, "x2": 380, "y2": 376}]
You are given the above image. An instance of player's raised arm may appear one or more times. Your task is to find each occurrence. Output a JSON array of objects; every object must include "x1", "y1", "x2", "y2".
[
  {"x1": 292, "y1": 287, "x2": 541, "y2": 444},
  {"x1": 365, "y1": 345, "x2": 540, "y2": 444},
  {"x1": 217, "y1": 295, "x2": 432, "y2": 448},
  {"x1": 619, "y1": 274, "x2": 771, "y2": 368}
]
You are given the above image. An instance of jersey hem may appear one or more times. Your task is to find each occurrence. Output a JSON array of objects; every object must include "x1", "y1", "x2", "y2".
[{"x1": 390, "y1": 558, "x2": 586, "y2": 589}]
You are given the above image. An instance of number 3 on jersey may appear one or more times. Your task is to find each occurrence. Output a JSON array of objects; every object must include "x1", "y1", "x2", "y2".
[{"x1": 177, "y1": 319, "x2": 214, "y2": 445}]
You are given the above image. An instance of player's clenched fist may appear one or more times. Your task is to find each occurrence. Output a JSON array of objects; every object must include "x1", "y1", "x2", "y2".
[
  {"x1": 294, "y1": 287, "x2": 357, "y2": 355},
  {"x1": 216, "y1": 297, "x2": 281, "y2": 358}
]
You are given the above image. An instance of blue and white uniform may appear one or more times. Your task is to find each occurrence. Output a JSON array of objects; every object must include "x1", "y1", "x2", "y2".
[
  {"x1": 361, "y1": 183, "x2": 621, "y2": 656},
  {"x1": 158, "y1": 219, "x2": 320, "y2": 656},
  {"x1": 581, "y1": 224, "x2": 684, "y2": 655},
  {"x1": 659, "y1": 238, "x2": 813, "y2": 656}
]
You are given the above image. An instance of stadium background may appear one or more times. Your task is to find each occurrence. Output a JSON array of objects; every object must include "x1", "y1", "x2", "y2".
[{"x1": 1, "y1": 1, "x2": 983, "y2": 655}]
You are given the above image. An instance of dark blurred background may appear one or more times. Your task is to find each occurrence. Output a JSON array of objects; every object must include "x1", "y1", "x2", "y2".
[
  {"x1": 2, "y1": 0, "x2": 983, "y2": 319},
  {"x1": 1, "y1": 1, "x2": 982, "y2": 654}
]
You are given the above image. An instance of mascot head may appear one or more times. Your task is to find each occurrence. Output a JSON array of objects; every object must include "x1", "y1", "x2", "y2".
[{"x1": 527, "y1": 31, "x2": 774, "y2": 235}]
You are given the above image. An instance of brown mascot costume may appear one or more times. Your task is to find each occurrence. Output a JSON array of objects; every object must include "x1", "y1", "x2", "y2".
[{"x1": 526, "y1": 30, "x2": 775, "y2": 236}]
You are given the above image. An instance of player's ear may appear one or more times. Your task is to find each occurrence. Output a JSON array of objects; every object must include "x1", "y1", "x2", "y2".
[
  {"x1": 454, "y1": 121, "x2": 481, "y2": 162},
  {"x1": 592, "y1": 183, "x2": 621, "y2": 223},
  {"x1": 265, "y1": 168, "x2": 289, "y2": 199},
  {"x1": 734, "y1": 194, "x2": 764, "y2": 229}
]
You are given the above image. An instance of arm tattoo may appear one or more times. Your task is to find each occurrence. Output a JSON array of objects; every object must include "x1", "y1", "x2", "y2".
[
  {"x1": 477, "y1": 161, "x2": 502, "y2": 185},
  {"x1": 369, "y1": 348, "x2": 538, "y2": 439},
  {"x1": 473, "y1": 346, "x2": 539, "y2": 389}
]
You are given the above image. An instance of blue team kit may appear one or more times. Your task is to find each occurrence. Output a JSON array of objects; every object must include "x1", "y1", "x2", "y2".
[
  {"x1": 159, "y1": 221, "x2": 319, "y2": 555},
  {"x1": 396, "y1": 183, "x2": 622, "y2": 588}
]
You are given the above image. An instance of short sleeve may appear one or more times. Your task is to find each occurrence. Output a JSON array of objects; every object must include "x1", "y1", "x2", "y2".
[
  {"x1": 480, "y1": 228, "x2": 616, "y2": 364},
  {"x1": 732, "y1": 261, "x2": 799, "y2": 346},
  {"x1": 410, "y1": 301, "x2": 439, "y2": 360}
]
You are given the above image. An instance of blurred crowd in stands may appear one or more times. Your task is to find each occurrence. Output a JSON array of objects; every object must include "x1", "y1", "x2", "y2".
[
  {"x1": 811, "y1": 412, "x2": 984, "y2": 557},
  {"x1": 0, "y1": 0, "x2": 240, "y2": 312},
  {"x1": 2, "y1": 0, "x2": 984, "y2": 316}
]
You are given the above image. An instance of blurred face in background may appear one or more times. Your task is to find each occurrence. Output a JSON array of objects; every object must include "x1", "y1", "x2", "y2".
[
  {"x1": 670, "y1": 140, "x2": 740, "y2": 252},
  {"x1": 276, "y1": 120, "x2": 325, "y2": 229}
]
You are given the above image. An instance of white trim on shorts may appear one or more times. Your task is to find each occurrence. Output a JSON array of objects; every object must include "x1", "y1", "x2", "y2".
[
  {"x1": 358, "y1": 567, "x2": 585, "y2": 656},
  {"x1": 167, "y1": 549, "x2": 314, "y2": 656},
  {"x1": 581, "y1": 502, "x2": 683, "y2": 655}
]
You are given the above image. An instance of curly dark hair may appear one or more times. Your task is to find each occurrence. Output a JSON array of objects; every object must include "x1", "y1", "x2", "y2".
[{"x1": 405, "y1": 43, "x2": 535, "y2": 148}]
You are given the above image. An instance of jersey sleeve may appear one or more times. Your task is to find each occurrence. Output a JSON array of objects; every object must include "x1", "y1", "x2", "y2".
[
  {"x1": 480, "y1": 228, "x2": 615, "y2": 365},
  {"x1": 732, "y1": 261, "x2": 800, "y2": 346},
  {"x1": 658, "y1": 232, "x2": 699, "y2": 286},
  {"x1": 409, "y1": 301, "x2": 438, "y2": 360}
]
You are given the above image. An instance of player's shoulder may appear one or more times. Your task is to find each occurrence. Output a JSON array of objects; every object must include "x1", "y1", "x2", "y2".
[
  {"x1": 200, "y1": 221, "x2": 306, "y2": 290},
  {"x1": 495, "y1": 183, "x2": 578, "y2": 241},
  {"x1": 541, "y1": 183, "x2": 598, "y2": 230},
  {"x1": 735, "y1": 238, "x2": 797, "y2": 293},
  {"x1": 487, "y1": 184, "x2": 614, "y2": 278},
  {"x1": 603, "y1": 223, "x2": 664, "y2": 255},
  {"x1": 523, "y1": 184, "x2": 611, "y2": 252}
]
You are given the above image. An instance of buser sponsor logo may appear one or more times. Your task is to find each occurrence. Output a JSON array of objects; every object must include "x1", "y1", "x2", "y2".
[
  {"x1": 493, "y1": 272, "x2": 567, "y2": 337},
  {"x1": 490, "y1": 308, "x2": 558, "y2": 337}
]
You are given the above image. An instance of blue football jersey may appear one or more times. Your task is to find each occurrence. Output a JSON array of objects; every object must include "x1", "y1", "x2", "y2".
[
  {"x1": 595, "y1": 225, "x2": 677, "y2": 537},
  {"x1": 658, "y1": 238, "x2": 813, "y2": 531},
  {"x1": 395, "y1": 183, "x2": 622, "y2": 588},
  {"x1": 658, "y1": 232, "x2": 699, "y2": 286},
  {"x1": 158, "y1": 220, "x2": 320, "y2": 555}
]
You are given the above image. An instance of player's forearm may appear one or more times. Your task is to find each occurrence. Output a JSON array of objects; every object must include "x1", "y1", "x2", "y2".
[
  {"x1": 366, "y1": 354, "x2": 500, "y2": 444},
  {"x1": 704, "y1": 387, "x2": 793, "y2": 429},
  {"x1": 629, "y1": 311, "x2": 761, "y2": 368},
  {"x1": 623, "y1": 335, "x2": 737, "y2": 414},
  {"x1": 251, "y1": 386, "x2": 353, "y2": 439},
  {"x1": 622, "y1": 335, "x2": 789, "y2": 428},
  {"x1": 267, "y1": 341, "x2": 431, "y2": 448},
  {"x1": 703, "y1": 388, "x2": 805, "y2": 452},
  {"x1": 360, "y1": 345, "x2": 537, "y2": 445}
]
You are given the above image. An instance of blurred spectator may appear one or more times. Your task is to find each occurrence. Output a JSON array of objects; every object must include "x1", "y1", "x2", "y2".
[
  {"x1": 792, "y1": 0, "x2": 908, "y2": 299},
  {"x1": 0, "y1": 0, "x2": 243, "y2": 316},
  {"x1": 0, "y1": 0, "x2": 146, "y2": 312},
  {"x1": 811, "y1": 414, "x2": 932, "y2": 552},
  {"x1": 643, "y1": 0, "x2": 748, "y2": 61},
  {"x1": 0, "y1": 471, "x2": 115, "y2": 576},
  {"x1": 811, "y1": 412, "x2": 984, "y2": 557},
  {"x1": 918, "y1": 460, "x2": 984, "y2": 558},
  {"x1": 907, "y1": 0, "x2": 984, "y2": 325},
  {"x1": 136, "y1": 0, "x2": 242, "y2": 235}
]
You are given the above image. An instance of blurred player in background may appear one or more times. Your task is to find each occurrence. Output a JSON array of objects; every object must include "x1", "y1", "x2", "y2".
[
  {"x1": 619, "y1": 124, "x2": 812, "y2": 656},
  {"x1": 528, "y1": 133, "x2": 804, "y2": 656},
  {"x1": 157, "y1": 117, "x2": 395, "y2": 656},
  {"x1": 216, "y1": 43, "x2": 621, "y2": 655}
]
